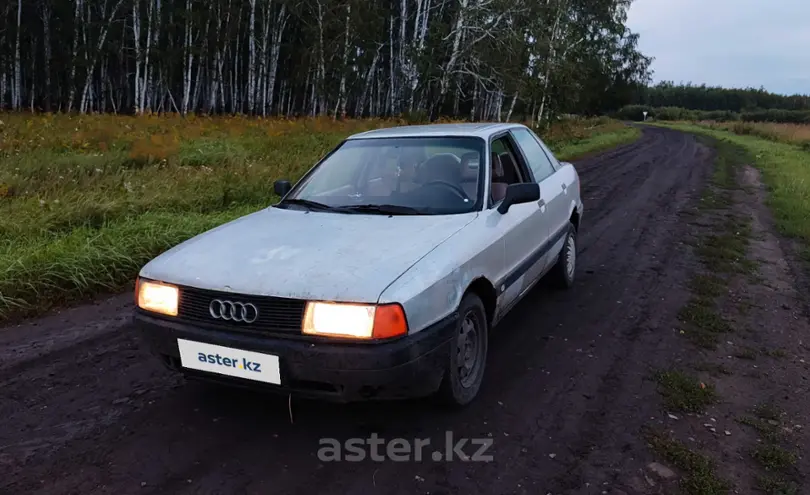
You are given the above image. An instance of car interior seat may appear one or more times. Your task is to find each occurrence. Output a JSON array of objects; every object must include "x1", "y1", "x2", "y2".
[
  {"x1": 497, "y1": 152, "x2": 522, "y2": 184},
  {"x1": 491, "y1": 152, "x2": 508, "y2": 202},
  {"x1": 459, "y1": 151, "x2": 481, "y2": 199}
]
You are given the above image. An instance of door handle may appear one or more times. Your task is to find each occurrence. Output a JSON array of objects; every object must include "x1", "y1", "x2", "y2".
[
  {"x1": 538, "y1": 199, "x2": 546, "y2": 209},
  {"x1": 561, "y1": 183, "x2": 567, "y2": 191}
]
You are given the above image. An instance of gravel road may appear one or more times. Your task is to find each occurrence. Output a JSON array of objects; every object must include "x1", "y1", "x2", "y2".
[{"x1": 1, "y1": 126, "x2": 733, "y2": 494}]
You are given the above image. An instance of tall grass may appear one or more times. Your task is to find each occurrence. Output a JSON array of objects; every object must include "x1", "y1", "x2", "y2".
[
  {"x1": 0, "y1": 114, "x2": 638, "y2": 322},
  {"x1": 696, "y1": 121, "x2": 810, "y2": 149}
]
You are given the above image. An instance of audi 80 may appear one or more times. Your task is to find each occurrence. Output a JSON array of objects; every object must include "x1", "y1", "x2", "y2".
[{"x1": 133, "y1": 123, "x2": 583, "y2": 406}]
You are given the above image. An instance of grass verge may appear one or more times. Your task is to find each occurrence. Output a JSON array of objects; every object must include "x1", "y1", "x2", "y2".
[
  {"x1": 654, "y1": 370, "x2": 717, "y2": 413},
  {"x1": 652, "y1": 123, "x2": 804, "y2": 494},
  {"x1": 665, "y1": 131, "x2": 754, "y2": 350},
  {"x1": 645, "y1": 428, "x2": 731, "y2": 495},
  {"x1": 654, "y1": 122, "x2": 810, "y2": 259},
  {"x1": 553, "y1": 125, "x2": 641, "y2": 161}
]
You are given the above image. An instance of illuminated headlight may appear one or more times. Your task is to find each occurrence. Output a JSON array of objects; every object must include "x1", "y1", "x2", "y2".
[
  {"x1": 136, "y1": 278, "x2": 179, "y2": 317},
  {"x1": 302, "y1": 302, "x2": 408, "y2": 340}
]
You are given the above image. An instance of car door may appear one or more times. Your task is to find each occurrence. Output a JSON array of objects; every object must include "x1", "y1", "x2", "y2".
[
  {"x1": 510, "y1": 127, "x2": 569, "y2": 271},
  {"x1": 486, "y1": 133, "x2": 550, "y2": 314}
]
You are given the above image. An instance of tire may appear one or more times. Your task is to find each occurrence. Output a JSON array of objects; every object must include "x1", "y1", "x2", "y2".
[
  {"x1": 549, "y1": 222, "x2": 577, "y2": 289},
  {"x1": 435, "y1": 293, "x2": 489, "y2": 407}
]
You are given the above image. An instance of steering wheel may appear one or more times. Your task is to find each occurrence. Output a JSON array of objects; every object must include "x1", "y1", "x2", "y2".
[{"x1": 420, "y1": 180, "x2": 470, "y2": 201}]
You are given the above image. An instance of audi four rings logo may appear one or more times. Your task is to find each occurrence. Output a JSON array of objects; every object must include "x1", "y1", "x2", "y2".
[{"x1": 209, "y1": 299, "x2": 259, "y2": 323}]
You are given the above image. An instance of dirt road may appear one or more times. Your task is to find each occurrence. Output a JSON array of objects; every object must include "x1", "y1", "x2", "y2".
[{"x1": 2, "y1": 126, "x2": 799, "y2": 494}]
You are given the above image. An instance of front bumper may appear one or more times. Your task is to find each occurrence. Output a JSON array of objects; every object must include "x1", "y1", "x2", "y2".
[{"x1": 132, "y1": 310, "x2": 457, "y2": 402}]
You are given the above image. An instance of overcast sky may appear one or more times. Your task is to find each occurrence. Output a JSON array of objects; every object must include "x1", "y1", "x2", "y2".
[{"x1": 626, "y1": 0, "x2": 810, "y2": 95}]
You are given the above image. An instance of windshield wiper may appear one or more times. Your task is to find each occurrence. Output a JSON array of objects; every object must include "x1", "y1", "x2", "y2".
[
  {"x1": 277, "y1": 198, "x2": 335, "y2": 211},
  {"x1": 333, "y1": 204, "x2": 423, "y2": 215}
]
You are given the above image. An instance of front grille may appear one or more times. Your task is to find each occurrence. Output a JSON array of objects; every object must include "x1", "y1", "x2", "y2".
[{"x1": 177, "y1": 285, "x2": 306, "y2": 335}]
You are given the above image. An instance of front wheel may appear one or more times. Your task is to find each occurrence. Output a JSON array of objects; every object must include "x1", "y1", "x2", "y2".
[
  {"x1": 549, "y1": 222, "x2": 577, "y2": 289},
  {"x1": 435, "y1": 293, "x2": 489, "y2": 407}
]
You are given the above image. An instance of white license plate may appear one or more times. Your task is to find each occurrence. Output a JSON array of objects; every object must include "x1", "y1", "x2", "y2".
[{"x1": 177, "y1": 339, "x2": 281, "y2": 385}]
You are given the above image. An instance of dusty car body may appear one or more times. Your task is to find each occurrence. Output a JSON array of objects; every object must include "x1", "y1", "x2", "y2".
[{"x1": 132, "y1": 122, "x2": 584, "y2": 406}]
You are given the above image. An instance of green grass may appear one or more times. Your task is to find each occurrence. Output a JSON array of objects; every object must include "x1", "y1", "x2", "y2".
[
  {"x1": 757, "y1": 474, "x2": 800, "y2": 495},
  {"x1": 695, "y1": 225, "x2": 755, "y2": 274},
  {"x1": 734, "y1": 346, "x2": 759, "y2": 360},
  {"x1": 677, "y1": 300, "x2": 733, "y2": 348},
  {"x1": 753, "y1": 444, "x2": 798, "y2": 472},
  {"x1": 654, "y1": 369, "x2": 718, "y2": 413},
  {"x1": 0, "y1": 208, "x2": 254, "y2": 320},
  {"x1": 753, "y1": 402, "x2": 783, "y2": 422},
  {"x1": 0, "y1": 114, "x2": 640, "y2": 323},
  {"x1": 645, "y1": 429, "x2": 731, "y2": 495},
  {"x1": 737, "y1": 415, "x2": 784, "y2": 444},
  {"x1": 764, "y1": 347, "x2": 788, "y2": 359},
  {"x1": 673, "y1": 135, "x2": 755, "y2": 349},
  {"x1": 553, "y1": 125, "x2": 641, "y2": 161},
  {"x1": 688, "y1": 274, "x2": 727, "y2": 298}
]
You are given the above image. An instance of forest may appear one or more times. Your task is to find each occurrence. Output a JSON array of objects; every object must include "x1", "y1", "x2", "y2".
[
  {"x1": 635, "y1": 81, "x2": 810, "y2": 112},
  {"x1": 616, "y1": 81, "x2": 810, "y2": 123},
  {"x1": 0, "y1": 0, "x2": 652, "y2": 122}
]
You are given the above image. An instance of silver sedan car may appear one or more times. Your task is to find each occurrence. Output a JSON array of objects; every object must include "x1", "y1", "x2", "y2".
[{"x1": 133, "y1": 123, "x2": 584, "y2": 406}]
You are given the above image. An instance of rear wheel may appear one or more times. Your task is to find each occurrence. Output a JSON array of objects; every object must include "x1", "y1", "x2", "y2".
[
  {"x1": 435, "y1": 293, "x2": 489, "y2": 407},
  {"x1": 549, "y1": 222, "x2": 577, "y2": 289}
]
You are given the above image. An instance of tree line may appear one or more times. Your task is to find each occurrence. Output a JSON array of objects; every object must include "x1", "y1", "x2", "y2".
[
  {"x1": 0, "y1": 0, "x2": 652, "y2": 122},
  {"x1": 629, "y1": 81, "x2": 810, "y2": 113},
  {"x1": 614, "y1": 82, "x2": 810, "y2": 124}
]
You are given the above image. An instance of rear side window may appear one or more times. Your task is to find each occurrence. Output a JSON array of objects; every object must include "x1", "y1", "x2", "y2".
[{"x1": 512, "y1": 128, "x2": 556, "y2": 182}]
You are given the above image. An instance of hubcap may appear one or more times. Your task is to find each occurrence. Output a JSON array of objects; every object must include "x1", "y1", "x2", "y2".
[
  {"x1": 565, "y1": 235, "x2": 576, "y2": 279},
  {"x1": 457, "y1": 312, "x2": 482, "y2": 388}
]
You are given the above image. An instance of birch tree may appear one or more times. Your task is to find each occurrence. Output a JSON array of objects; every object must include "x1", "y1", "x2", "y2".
[{"x1": 0, "y1": 0, "x2": 651, "y2": 118}]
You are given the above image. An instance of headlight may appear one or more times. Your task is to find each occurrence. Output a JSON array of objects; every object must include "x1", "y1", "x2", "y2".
[
  {"x1": 302, "y1": 302, "x2": 408, "y2": 340},
  {"x1": 136, "y1": 278, "x2": 179, "y2": 317}
]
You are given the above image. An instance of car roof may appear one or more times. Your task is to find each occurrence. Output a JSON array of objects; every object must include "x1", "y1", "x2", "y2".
[{"x1": 347, "y1": 122, "x2": 528, "y2": 140}]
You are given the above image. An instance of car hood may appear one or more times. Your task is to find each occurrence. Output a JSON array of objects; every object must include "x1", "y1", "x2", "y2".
[{"x1": 139, "y1": 207, "x2": 477, "y2": 302}]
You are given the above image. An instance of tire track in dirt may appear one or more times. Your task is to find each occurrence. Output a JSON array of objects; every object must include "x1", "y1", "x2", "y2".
[{"x1": 0, "y1": 126, "x2": 716, "y2": 495}]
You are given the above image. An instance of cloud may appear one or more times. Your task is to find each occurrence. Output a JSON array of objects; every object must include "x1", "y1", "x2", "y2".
[{"x1": 626, "y1": 0, "x2": 810, "y2": 95}]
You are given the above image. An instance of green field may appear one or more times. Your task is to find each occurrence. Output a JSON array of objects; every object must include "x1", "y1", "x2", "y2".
[{"x1": 0, "y1": 114, "x2": 639, "y2": 322}]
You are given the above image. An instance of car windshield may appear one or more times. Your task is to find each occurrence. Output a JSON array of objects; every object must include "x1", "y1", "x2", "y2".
[{"x1": 282, "y1": 136, "x2": 485, "y2": 215}]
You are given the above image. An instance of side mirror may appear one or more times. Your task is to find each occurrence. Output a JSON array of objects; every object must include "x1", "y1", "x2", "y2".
[
  {"x1": 274, "y1": 179, "x2": 292, "y2": 197},
  {"x1": 497, "y1": 183, "x2": 540, "y2": 214}
]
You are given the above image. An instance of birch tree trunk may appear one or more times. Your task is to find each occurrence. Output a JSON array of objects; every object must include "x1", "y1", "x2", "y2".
[
  {"x1": 147, "y1": 0, "x2": 162, "y2": 112},
  {"x1": 80, "y1": 0, "x2": 126, "y2": 114},
  {"x1": 132, "y1": 0, "x2": 141, "y2": 113},
  {"x1": 67, "y1": 0, "x2": 82, "y2": 112},
  {"x1": 315, "y1": 0, "x2": 326, "y2": 115},
  {"x1": 439, "y1": 0, "x2": 467, "y2": 111},
  {"x1": 388, "y1": 15, "x2": 395, "y2": 116},
  {"x1": 246, "y1": 0, "x2": 257, "y2": 113},
  {"x1": 40, "y1": 0, "x2": 53, "y2": 111},
  {"x1": 397, "y1": 0, "x2": 406, "y2": 111},
  {"x1": 506, "y1": 92, "x2": 518, "y2": 121},
  {"x1": 13, "y1": 0, "x2": 22, "y2": 110},
  {"x1": 181, "y1": 0, "x2": 193, "y2": 114},
  {"x1": 356, "y1": 47, "x2": 380, "y2": 118},
  {"x1": 334, "y1": 3, "x2": 351, "y2": 119},
  {"x1": 140, "y1": 0, "x2": 154, "y2": 112},
  {"x1": 258, "y1": 0, "x2": 270, "y2": 115},
  {"x1": 265, "y1": 3, "x2": 287, "y2": 115},
  {"x1": 537, "y1": 0, "x2": 567, "y2": 123}
]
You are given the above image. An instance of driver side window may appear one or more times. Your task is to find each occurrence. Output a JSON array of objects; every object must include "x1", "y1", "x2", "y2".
[{"x1": 490, "y1": 136, "x2": 525, "y2": 205}]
